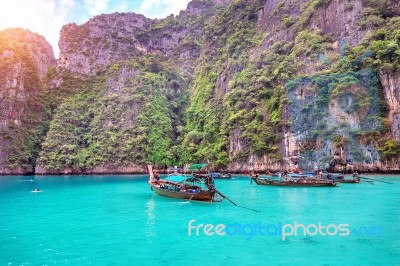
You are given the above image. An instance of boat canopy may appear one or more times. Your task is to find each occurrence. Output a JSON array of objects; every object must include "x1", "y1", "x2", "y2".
[{"x1": 188, "y1": 163, "x2": 208, "y2": 170}]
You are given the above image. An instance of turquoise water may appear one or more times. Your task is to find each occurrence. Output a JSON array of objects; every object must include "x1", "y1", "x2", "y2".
[{"x1": 0, "y1": 175, "x2": 399, "y2": 265}]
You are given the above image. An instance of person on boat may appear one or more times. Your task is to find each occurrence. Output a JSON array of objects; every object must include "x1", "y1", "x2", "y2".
[
  {"x1": 34, "y1": 188, "x2": 40, "y2": 192},
  {"x1": 204, "y1": 175, "x2": 215, "y2": 191},
  {"x1": 154, "y1": 172, "x2": 160, "y2": 182},
  {"x1": 283, "y1": 171, "x2": 288, "y2": 182},
  {"x1": 298, "y1": 177, "x2": 306, "y2": 183},
  {"x1": 318, "y1": 170, "x2": 323, "y2": 179},
  {"x1": 251, "y1": 172, "x2": 259, "y2": 179},
  {"x1": 353, "y1": 171, "x2": 359, "y2": 178},
  {"x1": 180, "y1": 183, "x2": 188, "y2": 191}
]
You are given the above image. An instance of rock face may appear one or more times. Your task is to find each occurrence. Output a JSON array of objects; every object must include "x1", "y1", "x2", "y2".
[
  {"x1": 0, "y1": 29, "x2": 56, "y2": 174},
  {"x1": 234, "y1": 0, "x2": 398, "y2": 172},
  {"x1": 380, "y1": 70, "x2": 400, "y2": 141},
  {"x1": 58, "y1": 0, "x2": 228, "y2": 75},
  {"x1": 59, "y1": 13, "x2": 152, "y2": 75},
  {"x1": 1, "y1": 28, "x2": 56, "y2": 76},
  {"x1": 1, "y1": 0, "x2": 400, "y2": 174}
]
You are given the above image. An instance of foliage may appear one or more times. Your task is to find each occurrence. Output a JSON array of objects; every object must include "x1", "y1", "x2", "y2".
[
  {"x1": 378, "y1": 138, "x2": 400, "y2": 159},
  {"x1": 183, "y1": 0, "x2": 265, "y2": 167},
  {"x1": 38, "y1": 55, "x2": 189, "y2": 169}
]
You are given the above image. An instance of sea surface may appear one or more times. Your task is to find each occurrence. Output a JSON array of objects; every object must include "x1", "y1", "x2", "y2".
[{"x1": 0, "y1": 175, "x2": 399, "y2": 265}]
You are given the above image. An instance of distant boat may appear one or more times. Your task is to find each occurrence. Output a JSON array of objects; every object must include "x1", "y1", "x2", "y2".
[
  {"x1": 209, "y1": 172, "x2": 232, "y2": 179},
  {"x1": 330, "y1": 175, "x2": 360, "y2": 183},
  {"x1": 251, "y1": 176, "x2": 338, "y2": 187},
  {"x1": 147, "y1": 165, "x2": 218, "y2": 202},
  {"x1": 318, "y1": 172, "x2": 360, "y2": 183},
  {"x1": 337, "y1": 178, "x2": 360, "y2": 184},
  {"x1": 220, "y1": 173, "x2": 232, "y2": 179},
  {"x1": 276, "y1": 171, "x2": 360, "y2": 184}
]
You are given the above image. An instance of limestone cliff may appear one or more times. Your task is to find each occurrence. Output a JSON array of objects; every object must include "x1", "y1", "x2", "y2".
[
  {"x1": 58, "y1": 0, "x2": 229, "y2": 75},
  {"x1": 182, "y1": 0, "x2": 400, "y2": 172},
  {"x1": 1, "y1": 28, "x2": 56, "y2": 76},
  {"x1": 380, "y1": 70, "x2": 400, "y2": 141},
  {"x1": 1, "y1": 0, "x2": 400, "y2": 174},
  {"x1": 0, "y1": 28, "x2": 55, "y2": 174}
]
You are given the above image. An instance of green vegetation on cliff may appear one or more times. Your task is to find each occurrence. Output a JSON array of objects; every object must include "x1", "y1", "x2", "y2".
[
  {"x1": 182, "y1": 0, "x2": 400, "y2": 168},
  {"x1": 183, "y1": 0, "x2": 267, "y2": 167},
  {"x1": 38, "y1": 55, "x2": 188, "y2": 170}
]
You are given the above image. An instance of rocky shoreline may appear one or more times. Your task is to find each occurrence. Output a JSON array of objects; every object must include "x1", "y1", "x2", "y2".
[{"x1": 2, "y1": 167, "x2": 400, "y2": 176}]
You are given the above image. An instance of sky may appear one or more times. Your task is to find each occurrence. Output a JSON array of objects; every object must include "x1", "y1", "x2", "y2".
[{"x1": 0, "y1": 0, "x2": 191, "y2": 57}]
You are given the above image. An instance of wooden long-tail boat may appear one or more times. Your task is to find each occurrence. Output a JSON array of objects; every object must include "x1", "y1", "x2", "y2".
[
  {"x1": 311, "y1": 174, "x2": 360, "y2": 184},
  {"x1": 147, "y1": 165, "x2": 217, "y2": 202},
  {"x1": 252, "y1": 176, "x2": 338, "y2": 187}
]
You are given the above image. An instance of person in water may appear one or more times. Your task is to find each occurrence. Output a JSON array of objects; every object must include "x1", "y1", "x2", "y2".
[{"x1": 34, "y1": 188, "x2": 40, "y2": 192}]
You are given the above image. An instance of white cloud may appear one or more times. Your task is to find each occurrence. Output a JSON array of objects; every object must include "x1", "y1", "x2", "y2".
[
  {"x1": 139, "y1": 0, "x2": 191, "y2": 18},
  {"x1": 84, "y1": 0, "x2": 110, "y2": 16},
  {"x1": 0, "y1": 0, "x2": 77, "y2": 57}
]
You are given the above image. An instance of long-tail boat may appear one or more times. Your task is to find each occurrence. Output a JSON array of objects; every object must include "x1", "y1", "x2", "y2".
[
  {"x1": 147, "y1": 165, "x2": 218, "y2": 202},
  {"x1": 334, "y1": 176, "x2": 360, "y2": 183},
  {"x1": 251, "y1": 176, "x2": 338, "y2": 187},
  {"x1": 289, "y1": 171, "x2": 360, "y2": 184},
  {"x1": 316, "y1": 173, "x2": 360, "y2": 183}
]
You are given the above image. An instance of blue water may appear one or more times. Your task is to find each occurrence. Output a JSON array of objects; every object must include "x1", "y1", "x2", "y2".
[{"x1": 0, "y1": 175, "x2": 399, "y2": 265}]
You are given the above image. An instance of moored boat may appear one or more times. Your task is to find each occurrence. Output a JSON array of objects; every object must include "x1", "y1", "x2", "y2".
[
  {"x1": 210, "y1": 172, "x2": 232, "y2": 179},
  {"x1": 252, "y1": 176, "x2": 338, "y2": 187},
  {"x1": 148, "y1": 165, "x2": 217, "y2": 202},
  {"x1": 323, "y1": 173, "x2": 360, "y2": 183},
  {"x1": 335, "y1": 176, "x2": 360, "y2": 183},
  {"x1": 220, "y1": 173, "x2": 232, "y2": 179}
]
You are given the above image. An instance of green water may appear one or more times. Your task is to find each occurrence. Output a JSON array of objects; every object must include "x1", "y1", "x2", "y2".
[{"x1": 0, "y1": 175, "x2": 399, "y2": 265}]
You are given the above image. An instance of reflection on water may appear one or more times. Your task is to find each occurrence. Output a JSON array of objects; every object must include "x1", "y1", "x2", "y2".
[
  {"x1": 145, "y1": 197, "x2": 156, "y2": 241},
  {"x1": 278, "y1": 188, "x2": 310, "y2": 214}
]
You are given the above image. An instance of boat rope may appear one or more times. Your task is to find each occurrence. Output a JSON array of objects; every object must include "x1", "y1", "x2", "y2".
[
  {"x1": 213, "y1": 187, "x2": 260, "y2": 212},
  {"x1": 187, "y1": 194, "x2": 195, "y2": 203},
  {"x1": 359, "y1": 176, "x2": 392, "y2": 184}
]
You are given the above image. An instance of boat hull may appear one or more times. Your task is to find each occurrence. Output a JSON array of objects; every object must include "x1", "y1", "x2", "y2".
[
  {"x1": 214, "y1": 175, "x2": 231, "y2": 179},
  {"x1": 336, "y1": 179, "x2": 360, "y2": 183},
  {"x1": 150, "y1": 182, "x2": 216, "y2": 201},
  {"x1": 253, "y1": 178, "x2": 337, "y2": 187}
]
